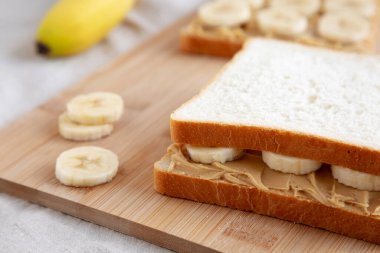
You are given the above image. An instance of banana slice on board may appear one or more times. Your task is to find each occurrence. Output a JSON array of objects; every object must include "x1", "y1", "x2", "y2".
[
  {"x1": 257, "y1": 8, "x2": 308, "y2": 36},
  {"x1": 324, "y1": 0, "x2": 376, "y2": 18},
  {"x1": 198, "y1": 0, "x2": 251, "y2": 27},
  {"x1": 186, "y1": 145, "x2": 244, "y2": 164},
  {"x1": 262, "y1": 151, "x2": 322, "y2": 175},
  {"x1": 318, "y1": 11, "x2": 371, "y2": 43},
  {"x1": 58, "y1": 113, "x2": 113, "y2": 141},
  {"x1": 56, "y1": 146, "x2": 119, "y2": 187},
  {"x1": 270, "y1": 0, "x2": 321, "y2": 16},
  {"x1": 332, "y1": 165, "x2": 380, "y2": 191},
  {"x1": 67, "y1": 92, "x2": 124, "y2": 125}
]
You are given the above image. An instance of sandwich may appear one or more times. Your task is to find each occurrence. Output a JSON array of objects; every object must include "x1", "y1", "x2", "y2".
[
  {"x1": 180, "y1": 0, "x2": 380, "y2": 57},
  {"x1": 154, "y1": 39, "x2": 380, "y2": 244}
]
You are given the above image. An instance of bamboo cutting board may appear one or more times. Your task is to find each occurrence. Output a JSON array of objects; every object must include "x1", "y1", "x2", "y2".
[{"x1": 1, "y1": 17, "x2": 380, "y2": 253}]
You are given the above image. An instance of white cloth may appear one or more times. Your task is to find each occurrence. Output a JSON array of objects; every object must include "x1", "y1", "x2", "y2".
[{"x1": 0, "y1": 0, "x2": 203, "y2": 252}]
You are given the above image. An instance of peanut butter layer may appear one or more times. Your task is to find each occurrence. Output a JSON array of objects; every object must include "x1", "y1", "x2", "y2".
[{"x1": 161, "y1": 144, "x2": 380, "y2": 218}]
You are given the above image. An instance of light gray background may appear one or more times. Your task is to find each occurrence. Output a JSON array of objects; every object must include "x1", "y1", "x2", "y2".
[{"x1": 0, "y1": 1, "x2": 203, "y2": 252}]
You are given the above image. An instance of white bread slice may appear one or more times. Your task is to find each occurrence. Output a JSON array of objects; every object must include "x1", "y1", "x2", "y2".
[{"x1": 171, "y1": 39, "x2": 380, "y2": 175}]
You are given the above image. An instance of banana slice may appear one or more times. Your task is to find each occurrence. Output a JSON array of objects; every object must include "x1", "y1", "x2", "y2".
[
  {"x1": 186, "y1": 145, "x2": 244, "y2": 164},
  {"x1": 270, "y1": 0, "x2": 321, "y2": 16},
  {"x1": 324, "y1": 0, "x2": 376, "y2": 18},
  {"x1": 257, "y1": 8, "x2": 308, "y2": 36},
  {"x1": 56, "y1": 146, "x2": 119, "y2": 187},
  {"x1": 331, "y1": 165, "x2": 380, "y2": 191},
  {"x1": 198, "y1": 0, "x2": 251, "y2": 27},
  {"x1": 58, "y1": 113, "x2": 113, "y2": 141},
  {"x1": 67, "y1": 92, "x2": 124, "y2": 125},
  {"x1": 318, "y1": 11, "x2": 371, "y2": 43},
  {"x1": 247, "y1": 0, "x2": 265, "y2": 10},
  {"x1": 262, "y1": 151, "x2": 322, "y2": 175}
]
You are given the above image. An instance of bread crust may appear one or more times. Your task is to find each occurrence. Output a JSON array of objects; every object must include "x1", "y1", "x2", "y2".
[
  {"x1": 171, "y1": 120, "x2": 380, "y2": 176},
  {"x1": 154, "y1": 165, "x2": 380, "y2": 245},
  {"x1": 180, "y1": 32, "x2": 242, "y2": 57},
  {"x1": 180, "y1": 32, "x2": 378, "y2": 58}
]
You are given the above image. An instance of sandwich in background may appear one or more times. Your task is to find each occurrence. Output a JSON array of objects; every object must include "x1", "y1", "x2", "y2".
[{"x1": 180, "y1": 0, "x2": 380, "y2": 57}]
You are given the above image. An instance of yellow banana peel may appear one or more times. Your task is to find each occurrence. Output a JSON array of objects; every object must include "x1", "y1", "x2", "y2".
[{"x1": 36, "y1": 0, "x2": 135, "y2": 57}]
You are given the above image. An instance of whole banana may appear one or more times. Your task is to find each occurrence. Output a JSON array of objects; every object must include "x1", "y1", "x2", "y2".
[{"x1": 36, "y1": 0, "x2": 135, "y2": 57}]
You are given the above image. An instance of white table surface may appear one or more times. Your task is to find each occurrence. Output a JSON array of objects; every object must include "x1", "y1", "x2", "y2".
[{"x1": 0, "y1": 1, "x2": 204, "y2": 252}]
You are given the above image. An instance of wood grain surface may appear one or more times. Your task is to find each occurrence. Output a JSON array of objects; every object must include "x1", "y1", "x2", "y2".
[{"x1": 1, "y1": 17, "x2": 380, "y2": 253}]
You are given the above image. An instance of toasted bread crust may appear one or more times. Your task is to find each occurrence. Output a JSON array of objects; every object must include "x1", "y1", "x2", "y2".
[
  {"x1": 180, "y1": 31, "x2": 378, "y2": 57},
  {"x1": 171, "y1": 120, "x2": 380, "y2": 176},
  {"x1": 154, "y1": 165, "x2": 380, "y2": 245},
  {"x1": 180, "y1": 32, "x2": 242, "y2": 57}
]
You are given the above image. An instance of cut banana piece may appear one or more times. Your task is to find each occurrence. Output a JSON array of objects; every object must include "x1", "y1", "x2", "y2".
[
  {"x1": 56, "y1": 146, "x2": 119, "y2": 187},
  {"x1": 198, "y1": 0, "x2": 251, "y2": 27},
  {"x1": 332, "y1": 165, "x2": 380, "y2": 191},
  {"x1": 186, "y1": 145, "x2": 244, "y2": 164},
  {"x1": 67, "y1": 92, "x2": 124, "y2": 125},
  {"x1": 262, "y1": 151, "x2": 322, "y2": 175},
  {"x1": 257, "y1": 8, "x2": 308, "y2": 36},
  {"x1": 318, "y1": 11, "x2": 371, "y2": 43},
  {"x1": 270, "y1": 0, "x2": 321, "y2": 16},
  {"x1": 324, "y1": 0, "x2": 376, "y2": 18},
  {"x1": 58, "y1": 113, "x2": 113, "y2": 141},
  {"x1": 247, "y1": 0, "x2": 265, "y2": 10}
]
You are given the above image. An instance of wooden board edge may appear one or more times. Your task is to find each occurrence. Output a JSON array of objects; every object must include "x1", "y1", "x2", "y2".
[{"x1": 0, "y1": 177, "x2": 220, "y2": 253}]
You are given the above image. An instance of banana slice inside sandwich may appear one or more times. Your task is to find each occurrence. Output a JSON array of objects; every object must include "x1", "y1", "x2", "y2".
[
  {"x1": 257, "y1": 8, "x2": 308, "y2": 36},
  {"x1": 58, "y1": 113, "x2": 113, "y2": 141},
  {"x1": 198, "y1": 0, "x2": 251, "y2": 27},
  {"x1": 324, "y1": 0, "x2": 376, "y2": 18},
  {"x1": 186, "y1": 145, "x2": 244, "y2": 164},
  {"x1": 262, "y1": 151, "x2": 322, "y2": 175},
  {"x1": 332, "y1": 165, "x2": 380, "y2": 191},
  {"x1": 318, "y1": 11, "x2": 371, "y2": 43},
  {"x1": 55, "y1": 146, "x2": 119, "y2": 187},
  {"x1": 270, "y1": 0, "x2": 321, "y2": 16},
  {"x1": 67, "y1": 92, "x2": 124, "y2": 125}
]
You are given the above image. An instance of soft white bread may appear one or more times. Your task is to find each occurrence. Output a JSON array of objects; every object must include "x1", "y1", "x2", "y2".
[{"x1": 171, "y1": 39, "x2": 380, "y2": 175}]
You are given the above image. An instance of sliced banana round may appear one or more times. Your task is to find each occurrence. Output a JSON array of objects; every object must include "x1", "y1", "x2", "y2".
[
  {"x1": 318, "y1": 11, "x2": 371, "y2": 43},
  {"x1": 56, "y1": 146, "x2": 119, "y2": 187},
  {"x1": 262, "y1": 151, "x2": 322, "y2": 175},
  {"x1": 247, "y1": 0, "x2": 265, "y2": 10},
  {"x1": 324, "y1": 0, "x2": 376, "y2": 18},
  {"x1": 331, "y1": 165, "x2": 380, "y2": 191},
  {"x1": 67, "y1": 92, "x2": 124, "y2": 125},
  {"x1": 270, "y1": 0, "x2": 321, "y2": 16},
  {"x1": 185, "y1": 145, "x2": 244, "y2": 164},
  {"x1": 198, "y1": 0, "x2": 251, "y2": 27},
  {"x1": 257, "y1": 8, "x2": 308, "y2": 36},
  {"x1": 58, "y1": 113, "x2": 113, "y2": 141}
]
